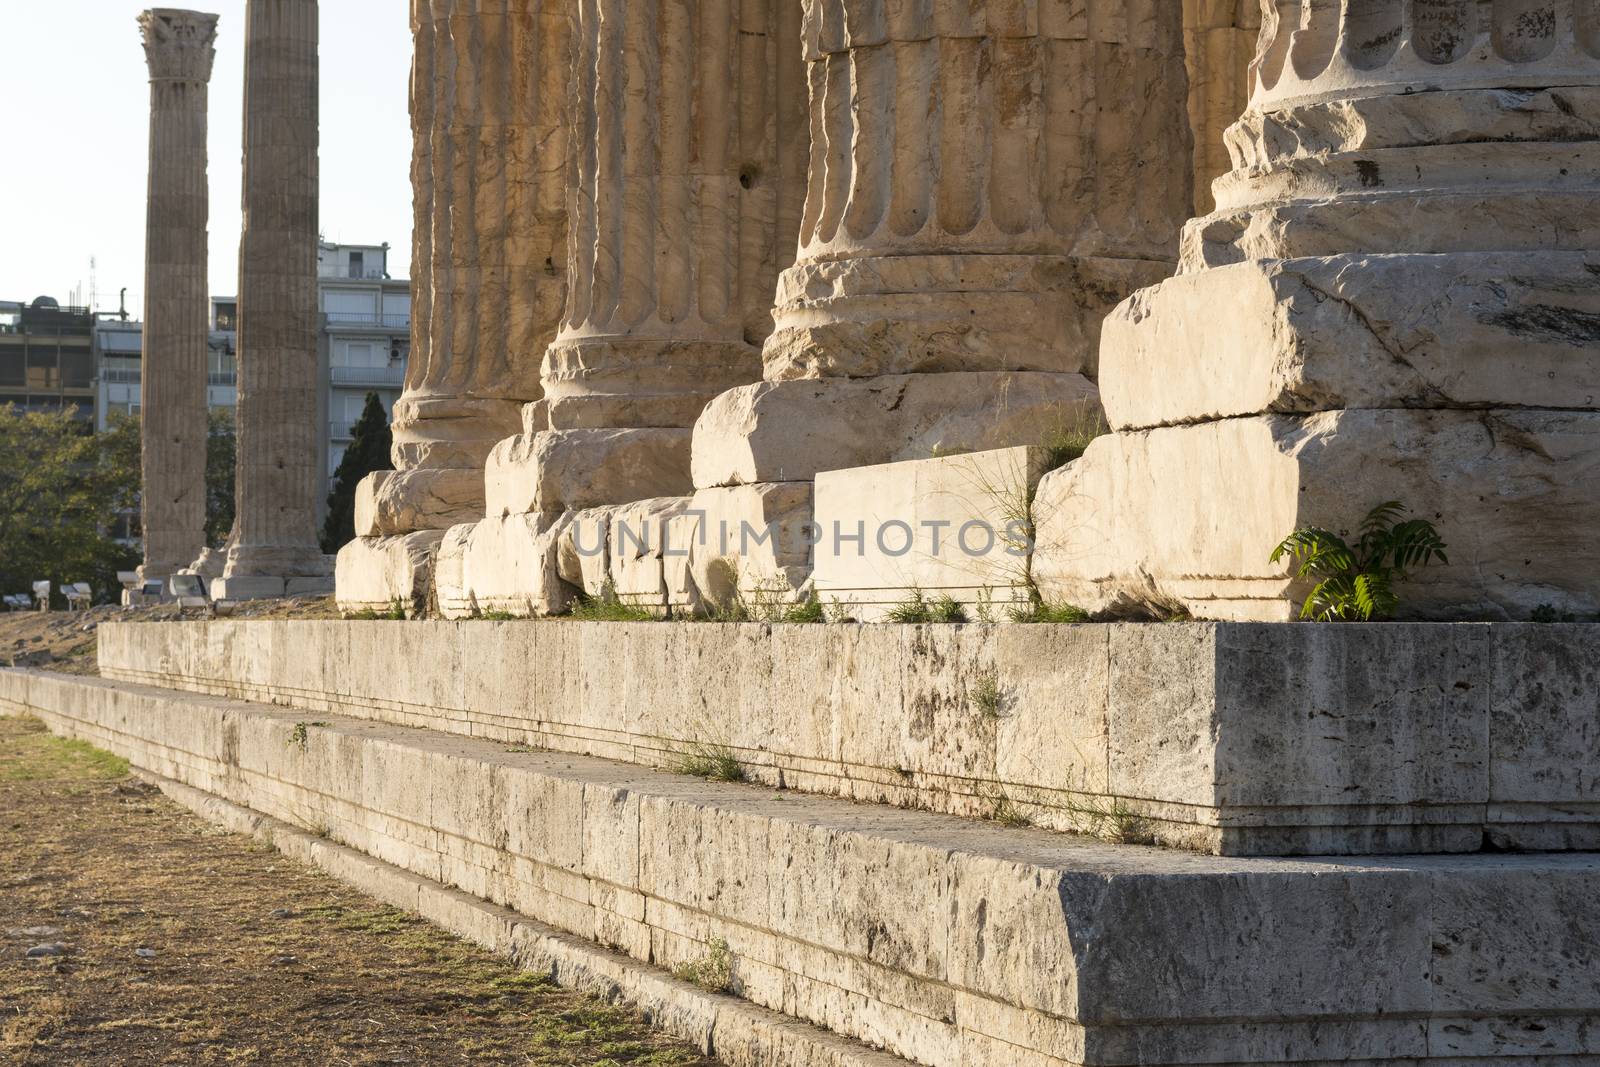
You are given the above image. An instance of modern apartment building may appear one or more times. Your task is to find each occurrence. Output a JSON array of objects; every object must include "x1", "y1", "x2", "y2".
[{"x1": 0, "y1": 297, "x2": 97, "y2": 421}]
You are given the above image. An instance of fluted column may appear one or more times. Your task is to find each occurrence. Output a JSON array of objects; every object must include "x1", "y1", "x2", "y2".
[
  {"x1": 335, "y1": 0, "x2": 571, "y2": 615},
  {"x1": 218, "y1": 0, "x2": 326, "y2": 598},
  {"x1": 1037, "y1": 0, "x2": 1600, "y2": 621},
  {"x1": 390, "y1": 0, "x2": 569, "y2": 471},
  {"x1": 137, "y1": 10, "x2": 218, "y2": 582},
  {"x1": 431, "y1": 0, "x2": 809, "y2": 618},
  {"x1": 1183, "y1": 0, "x2": 1260, "y2": 213},
  {"x1": 536, "y1": 0, "x2": 808, "y2": 435},
  {"x1": 759, "y1": 0, "x2": 1191, "y2": 382}
]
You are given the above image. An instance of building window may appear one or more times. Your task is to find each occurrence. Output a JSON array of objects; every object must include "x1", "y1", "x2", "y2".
[{"x1": 348, "y1": 251, "x2": 364, "y2": 279}]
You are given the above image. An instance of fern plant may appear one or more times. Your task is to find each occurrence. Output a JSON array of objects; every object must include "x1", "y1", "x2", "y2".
[{"x1": 1270, "y1": 501, "x2": 1448, "y2": 621}]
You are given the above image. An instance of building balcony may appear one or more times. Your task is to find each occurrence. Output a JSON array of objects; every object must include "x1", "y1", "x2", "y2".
[
  {"x1": 324, "y1": 312, "x2": 411, "y2": 331},
  {"x1": 330, "y1": 365, "x2": 406, "y2": 387}
]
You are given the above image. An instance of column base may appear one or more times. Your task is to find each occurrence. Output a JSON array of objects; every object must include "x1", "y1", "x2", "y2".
[
  {"x1": 540, "y1": 336, "x2": 759, "y2": 430},
  {"x1": 763, "y1": 253, "x2": 1170, "y2": 380},
  {"x1": 389, "y1": 395, "x2": 528, "y2": 470}
]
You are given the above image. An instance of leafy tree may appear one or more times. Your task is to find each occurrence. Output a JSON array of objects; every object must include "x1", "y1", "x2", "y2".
[
  {"x1": 0, "y1": 406, "x2": 139, "y2": 605},
  {"x1": 206, "y1": 409, "x2": 236, "y2": 548},
  {"x1": 101, "y1": 410, "x2": 236, "y2": 552},
  {"x1": 1270, "y1": 501, "x2": 1449, "y2": 621},
  {"x1": 321, "y1": 392, "x2": 394, "y2": 554}
]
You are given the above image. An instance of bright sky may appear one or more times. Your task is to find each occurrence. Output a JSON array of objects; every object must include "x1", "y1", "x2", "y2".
[{"x1": 0, "y1": 0, "x2": 413, "y2": 315}]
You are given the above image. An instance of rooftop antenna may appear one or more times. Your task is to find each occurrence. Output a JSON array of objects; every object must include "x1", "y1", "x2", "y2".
[{"x1": 89, "y1": 256, "x2": 98, "y2": 313}]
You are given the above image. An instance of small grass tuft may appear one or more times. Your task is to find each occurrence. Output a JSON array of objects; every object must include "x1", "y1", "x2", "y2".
[
  {"x1": 478, "y1": 609, "x2": 517, "y2": 622},
  {"x1": 568, "y1": 583, "x2": 656, "y2": 623},
  {"x1": 971, "y1": 670, "x2": 1004, "y2": 719},
  {"x1": 1062, "y1": 797, "x2": 1153, "y2": 845},
  {"x1": 1007, "y1": 600, "x2": 1091, "y2": 624},
  {"x1": 350, "y1": 599, "x2": 407, "y2": 621},
  {"x1": 672, "y1": 742, "x2": 746, "y2": 783},
  {"x1": 887, "y1": 588, "x2": 968, "y2": 624},
  {"x1": 1039, "y1": 404, "x2": 1109, "y2": 474},
  {"x1": 780, "y1": 596, "x2": 825, "y2": 624},
  {"x1": 990, "y1": 794, "x2": 1033, "y2": 829},
  {"x1": 671, "y1": 937, "x2": 734, "y2": 994},
  {"x1": 287, "y1": 721, "x2": 331, "y2": 749}
]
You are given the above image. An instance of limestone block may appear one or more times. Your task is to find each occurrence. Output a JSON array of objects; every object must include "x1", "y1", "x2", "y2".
[
  {"x1": 212, "y1": 575, "x2": 334, "y2": 601},
  {"x1": 692, "y1": 374, "x2": 1100, "y2": 488},
  {"x1": 1034, "y1": 409, "x2": 1600, "y2": 621},
  {"x1": 354, "y1": 469, "x2": 487, "y2": 538},
  {"x1": 812, "y1": 448, "x2": 1046, "y2": 622},
  {"x1": 80, "y1": 618, "x2": 1600, "y2": 856},
  {"x1": 763, "y1": 255, "x2": 1168, "y2": 381},
  {"x1": 685, "y1": 484, "x2": 814, "y2": 610},
  {"x1": 431, "y1": 524, "x2": 475, "y2": 620},
  {"x1": 438, "y1": 512, "x2": 574, "y2": 620},
  {"x1": 608, "y1": 498, "x2": 698, "y2": 613},
  {"x1": 1100, "y1": 253, "x2": 1600, "y2": 431},
  {"x1": 556, "y1": 506, "x2": 622, "y2": 598},
  {"x1": 486, "y1": 429, "x2": 693, "y2": 518},
  {"x1": 334, "y1": 531, "x2": 447, "y2": 617}
]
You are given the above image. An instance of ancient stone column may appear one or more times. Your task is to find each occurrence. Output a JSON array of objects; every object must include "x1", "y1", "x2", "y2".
[
  {"x1": 215, "y1": 0, "x2": 327, "y2": 601},
  {"x1": 434, "y1": 0, "x2": 809, "y2": 617},
  {"x1": 335, "y1": 0, "x2": 571, "y2": 615},
  {"x1": 686, "y1": 0, "x2": 1193, "y2": 602},
  {"x1": 1036, "y1": 0, "x2": 1600, "y2": 620},
  {"x1": 137, "y1": 9, "x2": 219, "y2": 584},
  {"x1": 1184, "y1": 0, "x2": 1261, "y2": 213}
]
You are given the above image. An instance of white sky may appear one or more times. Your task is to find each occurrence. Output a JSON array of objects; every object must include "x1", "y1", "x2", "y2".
[{"x1": 0, "y1": 0, "x2": 413, "y2": 315}]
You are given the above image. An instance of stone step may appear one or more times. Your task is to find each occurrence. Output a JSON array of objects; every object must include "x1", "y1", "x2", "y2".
[
  {"x1": 99, "y1": 619, "x2": 1600, "y2": 856},
  {"x1": 5, "y1": 669, "x2": 1600, "y2": 1067}
]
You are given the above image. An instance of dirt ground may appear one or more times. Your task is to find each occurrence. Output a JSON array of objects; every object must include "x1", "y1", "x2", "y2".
[
  {"x1": 0, "y1": 714, "x2": 716, "y2": 1067},
  {"x1": 0, "y1": 596, "x2": 341, "y2": 675}
]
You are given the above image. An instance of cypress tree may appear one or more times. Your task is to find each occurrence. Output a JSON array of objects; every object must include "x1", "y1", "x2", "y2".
[{"x1": 321, "y1": 392, "x2": 394, "y2": 553}]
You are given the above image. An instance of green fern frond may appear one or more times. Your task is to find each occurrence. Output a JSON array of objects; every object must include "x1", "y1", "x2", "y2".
[
  {"x1": 1272, "y1": 528, "x2": 1356, "y2": 578},
  {"x1": 1382, "y1": 519, "x2": 1450, "y2": 573},
  {"x1": 1274, "y1": 501, "x2": 1447, "y2": 623}
]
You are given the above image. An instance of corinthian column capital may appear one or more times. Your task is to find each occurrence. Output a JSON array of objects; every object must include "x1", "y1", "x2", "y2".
[{"x1": 139, "y1": 8, "x2": 219, "y2": 84}]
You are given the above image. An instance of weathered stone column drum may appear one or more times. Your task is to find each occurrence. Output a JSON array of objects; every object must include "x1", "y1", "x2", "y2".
[
  {"x1": 336, "y1": 0, "x2": 571, "y2": 614},
  {"x1": 217, "y1": 0, "x2": 329, "y2": 600},
  {"x1": 762, "y1": 0, "x2": 1189, "y2": 384},
  {"x1": 1036, "y1": 0, "x2": 1600, "y2": 620},
  {"x1": 136, "y1": 9, "x2": 219, "y2": 583},
  {"x1": 518, "y1": 0, "x2": 809, "y2": 506},
  {"x1": 390, "y1": 0, "x2": 569, "y2": 482}
]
